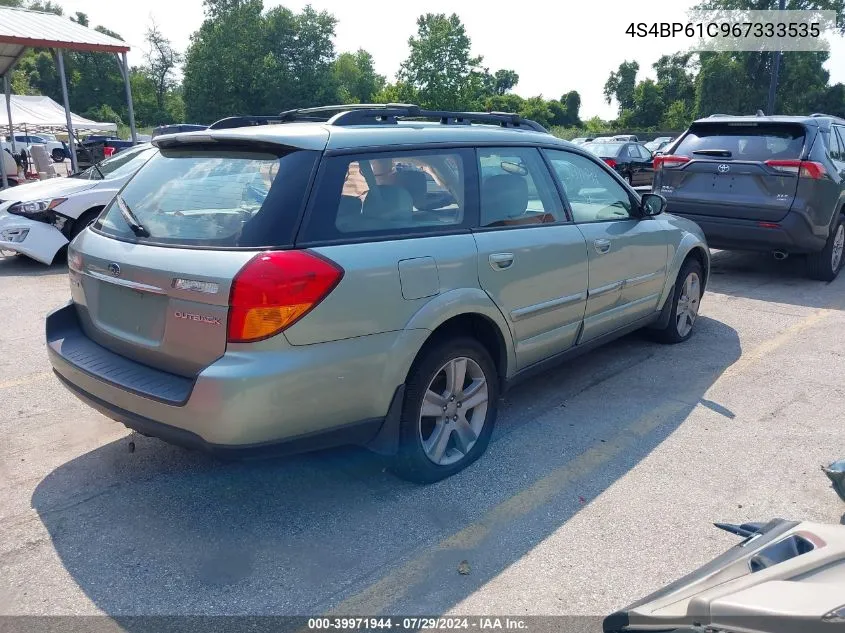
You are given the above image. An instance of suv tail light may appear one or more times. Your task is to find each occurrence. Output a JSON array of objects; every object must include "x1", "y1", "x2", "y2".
[
  {"x1": 228, "y1": 251, "x2": 344, "y2": 343},
  {"x1": 653, "y1": 155, "x2": 690, "y2": 170},
  {"x1": 765, "y1": 159, "x2": 826, "y2": 180},
  {"x1": 602, "y1": 158, "x2": 617, "y2": 168}
]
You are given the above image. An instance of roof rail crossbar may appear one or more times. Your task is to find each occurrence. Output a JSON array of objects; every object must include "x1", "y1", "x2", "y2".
[
  {"x1": 809, "y1": 112, "x2": 838, "y2": 118},
  {"x1": 278, "y1": 103, "x2": 548, "y2": 133},
  {"x1": 210, "y1": 104, "x2": 549, "y2": 133}
]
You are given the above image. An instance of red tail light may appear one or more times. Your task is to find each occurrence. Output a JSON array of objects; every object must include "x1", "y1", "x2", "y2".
[
  {"x1": 228, "y1": 251, "x2": 344, "y2": 343},
  {"x1": 653, "y1": 155, "x2": 690, "y2": 170},
  {"x1": 765, "y1": 159, "x2": 826, "y2": 180},
  {"x1": 602, "y1": 158, "x2": 617, "y2": 168},
  {"x1": 103, "y1": 146, "x2": 116, "y2": 158}
]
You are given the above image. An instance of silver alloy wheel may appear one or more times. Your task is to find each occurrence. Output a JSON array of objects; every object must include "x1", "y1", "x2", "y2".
[
  {"x1": 831, "y1": 224, "x2": 844, "y2": 272},
  {"x1": 419, "y1": 356, "x2": 489, "y2": 466},
  {"x1": 675, "y1": 271, "x2": 701, "y2": 337}
]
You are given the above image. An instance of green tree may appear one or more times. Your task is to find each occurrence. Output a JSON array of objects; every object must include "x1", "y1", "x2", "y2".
[
  {"x1": 661, "y1": 100, "x2": 692, "y2": 130},
  {"x1": 694, "y1": 53, "x2": 748, "y2": 116},
  {"x1": 563, "y1": 90, "x2": 582, "y2": 126},
  {"x1": 182, "y1": 0, "x2": 267, "y2": 121},
  {"x1": 492, "y1": 69, "x2": 519, "y2": 96},
  {"x1": 397, "y1": 13, "x2": 483, "y2": 110},
  {"x1": 144, "y1": 21, "x2": 182, "y2": 114},
  {"x1": 603, "y1": 61, "x2": 639, "y2": 113},
  {"x1": 519, "y1": 96, "x2": 553, "y2": 128},
  {"x1": 653, "y1": 53, "x2": 696, "y2": 111},
  {"x1": 482, "y1": 93, "x2": 525, "y2": 113},
  {"x1": 333, "y1": 49, "x2": 385, "y2": 104},
  {"x1": 622, "y1": 79, "x2": 664, "y2": 128},
  {"x1": 260, "y1": 5, "x2": 338, "y2": 111}
]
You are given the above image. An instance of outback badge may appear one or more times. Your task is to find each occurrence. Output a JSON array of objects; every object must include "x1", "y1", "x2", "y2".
[{"x1": 174, "y1": 311, "x2": 222, "y2": 326}]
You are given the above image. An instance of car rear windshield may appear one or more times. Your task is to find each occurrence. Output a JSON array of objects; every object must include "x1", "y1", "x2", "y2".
[
  {"x1": 584, "y1": 143, "x2": 623, "y2": 157},
  {"x1": 94, "y1": 146, "x2": 318, "y2": 248},
  {"x1": 674, "y1": 123, "x2": 806, "y2": 161}
]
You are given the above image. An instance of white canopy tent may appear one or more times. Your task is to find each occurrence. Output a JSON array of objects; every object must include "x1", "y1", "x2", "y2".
[
  {"x1": 1, "y1": 94, "x2": 117, "y2": 132},
  {"x1": 0, "y1": 6, "x2": 136, "y2": 189}
]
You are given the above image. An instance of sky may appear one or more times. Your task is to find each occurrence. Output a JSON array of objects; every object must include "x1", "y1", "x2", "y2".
[{"x1": 55, "y1": 0, "x2": 845, "y2": 119}]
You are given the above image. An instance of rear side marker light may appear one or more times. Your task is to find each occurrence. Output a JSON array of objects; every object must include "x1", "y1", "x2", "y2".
[
  {"x1": 228, "y1": 250, "x2": 344, "y2": 343},
  {"x1": 653, "y1": 155, "x2": 690, "y2": 170},
  {"x1": 759, "y1": 222, "x2": 780, "y2": 229},
  {"x1": 765, "y1": 159, "x2": 826, "y2": 179}
]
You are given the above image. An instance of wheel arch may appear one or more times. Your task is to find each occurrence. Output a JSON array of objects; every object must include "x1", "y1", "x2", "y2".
[{"x1": 659, "y1": 237, "x2": 710, "y2": 309}]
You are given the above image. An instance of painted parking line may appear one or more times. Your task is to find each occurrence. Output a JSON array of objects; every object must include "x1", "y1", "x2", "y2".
[
  {"x1": 324, "y1": 306, "x2": 833, "y2": 616},
  {"x1": 0, "y1": 371, "x2": 52, "y2": 391}
]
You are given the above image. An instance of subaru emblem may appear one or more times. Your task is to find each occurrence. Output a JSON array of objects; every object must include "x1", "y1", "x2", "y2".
[
  {"x1": 107, "y1": 263, "x2": 121, "y2": 277},
  {"x1": 718, "y1": 164, "x2": 730, "y2": 173}
]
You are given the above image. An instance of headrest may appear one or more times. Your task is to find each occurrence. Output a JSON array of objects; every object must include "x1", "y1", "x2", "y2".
[
  {"x1": 362, "y1": 185, "x2": 414, "y2": 222},
  {"x1": 481, "y1": 175, "x2": 529, "y2": 224}
]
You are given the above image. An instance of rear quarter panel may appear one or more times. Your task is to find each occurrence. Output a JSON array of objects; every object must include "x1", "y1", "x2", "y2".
[
  {"x1": 658, "y1": 214, "x2": 710, "y2": 307},
  {"x1": 285, "y1": 234, "x2": 481, "y2": 345}
]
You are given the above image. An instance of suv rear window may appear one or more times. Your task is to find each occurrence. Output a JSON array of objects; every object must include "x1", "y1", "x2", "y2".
[
  {"x1": 95, "y1": 147, "x2": 318, "y2": 248},
  {"x1": 675, "y1": 123, "x2": 806, "y2": 161}
]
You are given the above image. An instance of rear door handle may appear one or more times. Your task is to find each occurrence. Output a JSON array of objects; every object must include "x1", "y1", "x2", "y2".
[
  {"x1": 593, "y1": 239, "x2": 612, "y2": 254},
  {"x1": 489, "y1": 252, "x2": 515, "y2": 270}
]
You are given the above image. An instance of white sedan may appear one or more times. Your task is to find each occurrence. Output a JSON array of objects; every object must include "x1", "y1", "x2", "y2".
[{"x1": 0, "y1": 144, "x2": 157, "y2": 264}]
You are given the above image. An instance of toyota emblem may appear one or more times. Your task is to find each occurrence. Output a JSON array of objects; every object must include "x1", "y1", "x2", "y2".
[
  {"x1": 717, "y1": 164, "x2": 730, "y2": 173},
  {"x1": 107, "y1": 263, "x2": 121, "y2": 277}
]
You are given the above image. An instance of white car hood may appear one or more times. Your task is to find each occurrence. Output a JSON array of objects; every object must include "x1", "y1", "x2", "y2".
[{"x1": 0, "y1": 177, "x2": 98, "y2": 203}]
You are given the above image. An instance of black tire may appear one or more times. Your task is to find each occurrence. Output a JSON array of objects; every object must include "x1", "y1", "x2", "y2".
[
  {"x1": 390, "y1": 337, "x2": 499, "y2": 484},
  {"x1": 51, "y1": 148, "x2": 65, "y2": 163},
  {"x1": 806, "y1": 215, "x2": 845, "y2": 282},
  {"x1": 650, "y1": 258, "x2": 704, "y2": 344},
  {"x1": 69, "y1": 209, "x2": 101, "y2": 240}
]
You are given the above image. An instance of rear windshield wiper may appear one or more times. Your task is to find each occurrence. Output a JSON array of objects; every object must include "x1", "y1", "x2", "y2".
[
  {"x1": 692, "y1": 149, "x2": 733, "y2": 157},
  {"x1": 115, "y1": 195, "x2": 150, "y2": 238}
]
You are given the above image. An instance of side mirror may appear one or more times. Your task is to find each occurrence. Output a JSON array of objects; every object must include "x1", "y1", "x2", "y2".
[{"x1": 640, "y1": 192, "x2": 666, "y2": 217}]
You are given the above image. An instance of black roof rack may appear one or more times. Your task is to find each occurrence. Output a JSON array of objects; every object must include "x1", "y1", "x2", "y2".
[{"x1": 209, "y1": 103, "x2": 549, "y2": 133}]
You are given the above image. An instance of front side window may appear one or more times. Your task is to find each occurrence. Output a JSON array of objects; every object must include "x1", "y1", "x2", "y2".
[
  {"x1": 544, "y1": 149, "x2": 634, "y2": 223},
  {"x1": 478, "y1": 147, "x2": 563, "y2": 227},
  {"x1": 96, "y1": 146, "x2": 318, "y2": 247},
  {"x1": 303, "y1": 148, "x2": 470, "y2": 241}
]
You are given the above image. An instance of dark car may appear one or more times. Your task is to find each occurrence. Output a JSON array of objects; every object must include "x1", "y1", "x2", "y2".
[
  {"x1": 151, "y1": 124, "x2": 208, "y2": 139},
  {"x1": 653, "y1": 113, "x2": 845, "y2": 280},
  {"x1": 583, "y1": 141, "x2": 655, "y2": 186}
]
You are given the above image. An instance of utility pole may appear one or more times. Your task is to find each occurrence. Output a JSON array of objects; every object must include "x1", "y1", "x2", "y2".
[{"x1": 766, "y1": 0, "x2": 787, "y2": 114}]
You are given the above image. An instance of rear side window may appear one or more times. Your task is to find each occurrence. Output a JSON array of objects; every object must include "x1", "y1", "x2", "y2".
[
  {"x1": 675, "y1": 123, "x2": 805, "y2": 161},
  {"x1": 828, "y1": 128, "x2": 843, "y2": 161},
  {"x1": 301, "y1": 148, "x2": 474, "y2": 242},
  {"x1": 95, "y1": 147, "x2": 318, "y2": 248}
]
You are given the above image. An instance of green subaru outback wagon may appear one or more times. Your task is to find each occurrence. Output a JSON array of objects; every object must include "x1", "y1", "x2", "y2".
[{"x1": 46, "y1": 104, "x2": 709, "y2": 482}]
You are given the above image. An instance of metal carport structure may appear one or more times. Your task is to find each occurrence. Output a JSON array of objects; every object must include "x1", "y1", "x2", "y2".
[{"x1": 0, "y1": 6, "x2": 136, "y2": 188}]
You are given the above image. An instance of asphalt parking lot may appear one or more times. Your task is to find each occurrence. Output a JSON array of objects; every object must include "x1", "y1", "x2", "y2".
[{"x1": 1, "y1": 249, "x2": 844, "y2": 622}]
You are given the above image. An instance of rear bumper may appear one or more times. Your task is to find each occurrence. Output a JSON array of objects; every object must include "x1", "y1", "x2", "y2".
[
  {"x1": 669, "y1": 210, "x2": 825, "y2": 253},
  {"x1": 47, "y1": 302, "x2": 425, "y2": 451},
  {"x1": 0, "y1": 209, "x2": 68, "y2": 264}
]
